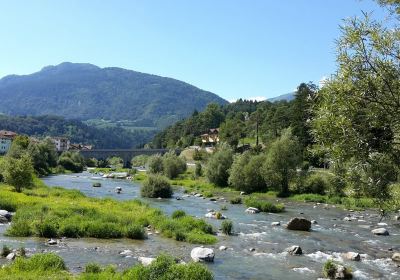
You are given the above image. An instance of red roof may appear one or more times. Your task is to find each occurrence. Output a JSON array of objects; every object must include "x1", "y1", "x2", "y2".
[{"x1": 0, "y1": 130, "x2": 17, "y2": 139}]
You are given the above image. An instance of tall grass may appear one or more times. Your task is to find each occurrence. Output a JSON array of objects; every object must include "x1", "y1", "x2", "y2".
[
  {"x1": 0, "y1": 183, "x2": 216, "y2": 244},
  {"x1": 244, "y1": 197, "x2": 285, "y2": 213}
]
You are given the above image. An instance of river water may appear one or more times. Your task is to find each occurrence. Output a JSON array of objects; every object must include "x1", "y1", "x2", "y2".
[{"x1": 1, "y1": 172, "x2": 399, "y2": 279}]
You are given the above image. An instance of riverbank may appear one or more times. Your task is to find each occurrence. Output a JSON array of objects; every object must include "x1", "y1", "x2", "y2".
[{"x1": 0, "y1": 179, "x2": 216, "y2": 244}]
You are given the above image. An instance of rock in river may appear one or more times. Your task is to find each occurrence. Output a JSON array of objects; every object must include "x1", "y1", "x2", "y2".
[
  {"x1": 271, "y1": 222, "x2": 281, "y2": 226},
  {"x1": 6, "y1": 253, "x2": 16, "y2": 260},
  {"x1": 392, "y1": 252, "x2": 400, "y2": 262},
  {"x1": 286, "y1": 217, "x2": 311, "y2": 231},
  {"x1": 342, "y1": 252, "x2": 361, "y2": 261},
  {"x1": 0, "y1": 215, "x2": 9, "y2": 224},
  {"x1": 245, "y1": 207, "x2": 260, "y2": 214},
  {"x1": 371, "y1": 228, "x2": 389, "y2": 236},
  {"x1": 191, "y1": 247, "x2": 215, "y2": 262},
  {"x1": 286, "y1": 245, "x2": 302, "y2": 255},
  {"x1": 138, "y1": 257, "x2": 156, "y2": 266}
]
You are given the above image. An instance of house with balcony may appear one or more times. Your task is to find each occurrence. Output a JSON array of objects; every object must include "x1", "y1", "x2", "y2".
[
  {"x1": 200, "y1": 128, "x2": 220, "y2": 145},
  {"x1": 0, "y1": 130, "x2": 17, "y2": 154}
]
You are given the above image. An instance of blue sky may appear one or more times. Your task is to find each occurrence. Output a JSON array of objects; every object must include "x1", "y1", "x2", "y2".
[{"x1": 0, "y1": 0, "x2": 387, "y2": 101}]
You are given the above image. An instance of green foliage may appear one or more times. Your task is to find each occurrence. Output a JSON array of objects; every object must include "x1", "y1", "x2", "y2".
[
  {"x1": 125, "y1": 224, "x2": 146, "y2": 240},
  {"x1": 13, "y1": 253, "x2": 67, "y2": 272},
  {"x1": 84, "y1": 263, "x2": 102, "y2": 274},
  {"x1": 262, "y1": 128, "x2": 302, "y2": 196},
  {"x1": 219, "y1": 114, "x2": 245, "y2": 148},
  {"x1": 322, "y1": 260, "x2": 352, "y2": 279},
  {"x1": 1, "y1": 245, "x2": 11, "y2": 257},
  {"x1": 229, "y1": 197, "x2": 242, "y2": 204},
  {"x1": 131, "y1": 155, "x2": 150, "y2": 167},
  {"x1": 27, "y1": 138, "x2": 58, "y2": 176},
  {"x1": 147, "y1": 155, "x2": 164, "y2": 174},
  {"x1": 0, "y1": 183, "x2": 215, "y2": 244},
  {"x1": 221, "y1": 220, "x2": 233, "y2": 235},
  {"x1": 244, "y1": 197, "x2": 285, "y2": 213},
  {"x1": 58, "y1": 151, "x2": 85, "y2": 172},
  {"x1": 107, "y1": 157, "x2": 124, "y2": 169},
  {"x1": 229, "y1": 152, "x2": 267, "y2": 193},
  {"x1": 141, "y1": 174, "x2": 173, "y2": 198},
  {"x1": 0, "y1": 62, "x2": 227, "y2": 129},
  {"x1": 0, "y1": 154, "x2": 34, "y2": 192},
  {"x1": 206, "y1": 146, "x2": 233, "y2": 186},
  {"x1": 172, "y1": 210, "x2": 186, "y2": 219},
  {"x1": 294, "y1": 172, "x2": 329, "y2": 195},
  {"x1": 162, "y1": 152, "x2": 187, "y2": 179},
  {"x1": 195, "y1": 162, "x2": 202, "y2": 177},
  {"x1": 0, "y1": 115, "x2": 157, "y2": 149}
]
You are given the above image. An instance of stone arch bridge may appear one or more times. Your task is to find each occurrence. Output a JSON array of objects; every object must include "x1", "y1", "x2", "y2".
[{"x1": 79, "y1": 149, "x2": 177, "y2": 167}]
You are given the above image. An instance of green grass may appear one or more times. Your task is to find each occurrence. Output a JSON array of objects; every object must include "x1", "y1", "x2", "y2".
[
  {"x1": 244, "y1": 196, "x2": 285, "y2": 213},
  {"x1": 290, "y1": 193, "x2": 375, "y2": 210},
  {"x1": 0, "y1": 181, "x2": 216, "y2": 244},
  {"x1": 0, "y1": 253, "x2": 214, "y2": 280}
]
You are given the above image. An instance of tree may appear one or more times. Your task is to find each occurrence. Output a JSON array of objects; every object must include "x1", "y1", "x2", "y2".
[
  {"x1": 141, "y1": 174, "x2": 173, "y2": 198},
  {"x1": 262, "y1": 128, "x2": 302, "y2": 196},
  {"x1": 147, "y1": 154, "x2": 164, "y2": 174},
  {"x1": 28, "y1": 138, "x2": 58, "y2": 176},
  {"x1": 58, "y1": 151, "x2": 85, "y2": 173},
  {"x1": 229, "y1": 152, "x2": 267, "y2": 193},
  {"x1": 219, "y1": 114, "x2": 245, "y2": 148},
  {"x1": 1, "y1": 154, "x2": 34, "y2": 192},
  {"x1": 131, "y1": 155, "x2": 150, "y2": 167},
  {"x1": 205, "y1": 145, "x2": 234, "y2": 186},
  {"x1": 107, "y1": 156, "x2": 124, "y2": 169},
  {"x1": 162, "y1": 152, "x2": 187, "y2": 179},
  {"x1": 6, "y1": 135, "x2": 30, "y2": 159}
]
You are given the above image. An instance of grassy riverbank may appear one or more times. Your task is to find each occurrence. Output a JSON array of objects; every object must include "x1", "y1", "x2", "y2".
[
  {"x1": 0, "y1": 179, "x2": 216, "y2": 244},
  {"x1": 0, "y1": 253, "x2": 213, "y2": 280}
]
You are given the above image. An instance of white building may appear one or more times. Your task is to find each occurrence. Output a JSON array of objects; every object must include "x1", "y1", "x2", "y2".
[
  {"x1": 0, "y1": 130, "x2": 17, "y2": 154},
  {"x1": 51, "y1": 137, "x2": 70, "y2": 152}
]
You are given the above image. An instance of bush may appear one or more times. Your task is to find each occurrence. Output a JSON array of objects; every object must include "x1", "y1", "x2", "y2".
[
  {"x1": 172, "y1": 210, "x2": 186, "y2": 219},
  {"x1": 131, "y1": 155, "x2": 149, "y2": 167},
  {"x1": 0, "y1": 155, "x2": 34, "y2": 192},
  {"x1": 35, "y1": 219, "x2": 58, "y2": 238},
  {"x1": 13, "y1": 253, "x2": 66, "y2": 272},
  {"x1": 244, "y1": 197, "x2": 285, "y2": 213},
  {"x1": 58, "y1": 223, "x2": 82, "y2": 238},
  {"x1": 229, "y1": 197, "x2": 242, "y2": 204},
  {"x1": 163, "y1": 153, "x2": 187, "y2": 179},
  {"x1": 141, "y1": 174, "x2": 173, "y2": 198},
  {"x1": 58, "y1": 151, "x2": 85, "y2": 173},
  {"x1": 125, "y1": 224, "x2": 146, "y2": 240},
  {"x1": 85, "y1": 262, "x2": 102, "y2": 273},
  {"x1": 147, "y1": 155, "x2": 164, "y2": 174},
  {"x1": 221, "y1": 220, "x2": 233, "y2": 235},
  {"x1": 195, "y1": 162, "x2": 202, "y2": 177}
]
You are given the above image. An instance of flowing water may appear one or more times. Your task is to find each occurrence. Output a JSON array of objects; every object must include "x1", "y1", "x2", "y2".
[{"x1": 1, "y1": 172, "x2": 399, "y2": 279}]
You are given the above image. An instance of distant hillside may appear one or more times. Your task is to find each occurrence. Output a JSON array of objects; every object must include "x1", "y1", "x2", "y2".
[
  {"x1": 0, "y1": 62, "x2": 228, "y2": 128},
  {"x1": 268, "y1": 92, "x2": 295, "y2": 102},
  {"x1": 0, "y1": 115, "x2": 156, "y2": 149}
]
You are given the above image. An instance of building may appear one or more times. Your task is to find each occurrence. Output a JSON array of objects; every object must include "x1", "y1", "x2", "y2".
[
  {"x1": 201, "y1": 128, "x2": 220, "y2": 145},
  {"x1": 69, "y1": 143, "x2": 93, "y2": 151},
  {"x1": 0, "y1": 130, "x2": 17, "y2": 154},
  {"x1": 51, "y1": 137, "x2": 70, "y2": 152}
]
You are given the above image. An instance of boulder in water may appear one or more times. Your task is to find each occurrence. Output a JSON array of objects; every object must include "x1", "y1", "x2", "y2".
[
  {"x1": 138, "y1": 257, "x2": 156, "y2": 266},
  {"x1": 371, "y1": 228, "x2": 389, "y2": 236},
  {"x1": 245, "y1": 207, "x2": 260, "y2": 214},
  {"x1": 219, "y1": 246, "x2": 227, "y2": 251},
  {"x1": 6, "y1": 253, "x2": 15, "y2": 260},
  {"x1": 286, "y1": 245, "x2": 302, "y2": 255},
  {"x1": 47, "y1": 239, "x2": 57, "y2": 245},
  {"x1": 286, "y1": 217, "x2": 311, "y2": 231},
  {"x1": 271, "y1": 222, "x2": 281, "y2": 226},
  {"x1": 191, "y1": 247, "x2": 215, "y2": 262},
  {"x1": 342, "y1": 252, "x2": 360, "y2": 261},
  {"x1": 392, "y1": 252, "x2": 400, "y2": 262},
  {"x1": 0, "y1": 215, "x2": 9, "y2": 224}
]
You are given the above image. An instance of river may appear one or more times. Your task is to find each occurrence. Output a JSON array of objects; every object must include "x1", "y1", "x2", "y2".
[{"x1": 1, "y1": 172, "x2": 399, "y2": 279}]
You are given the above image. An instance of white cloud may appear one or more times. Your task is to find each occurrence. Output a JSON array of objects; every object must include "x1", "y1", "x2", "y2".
[{"x1": 247, "y1": 96, "x2": 267, "y2": 102}]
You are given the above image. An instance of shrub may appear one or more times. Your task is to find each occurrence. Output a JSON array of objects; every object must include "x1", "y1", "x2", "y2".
[
  {"x1": 244, "y1": 197, "x2": 285, "y2": 213},
  {"x1": 230, "y1": 197, "x2": 242, "y2": 204},
  {"x1": 131, "y1": 155, "x2": 150, "y2": 167},
  {"x1": 147, "y1": 155, "x2": 164, "y2": 174},
  {"x1": 85, "y1": 222, "x2": 123, "y2": 238},
  {"x1": 163, "y1": 152, "x2": 187, "y2": 179},
  {"x1": 141, "y1": 174, "x2": 173, "y2": 198},
  {"x1": 58, "y1": 223, "x2": 82, "y2": 238},
  {"x1": 13, "y1": 253, "x2": 66, "y2": 272},
  {"x1": 221, "y1": 220, "x2": 233, "y2": 235},
  {"x1": 195, "y1": 162, "x2": 202, "y2": 177},
  {"x1": 35, "y1": 219, "x2": 58, "y2": 238},
  {"x1": 6, "y1": 220, "x2": 32, "y2": 237},
  {"x1": 304, "y1": 173, "x2": 328, "y2": 194},
  {"x1": 85, "y1": 262, "x2": 102, "y2": 273},
  {"x1": 125, "y1": 224, "x2": 146, "y2": 240},
  {"x1": 1, "y1": 245, "x2": 11, "y2": 257},
  {"x1": 174, "y1": 231, "x2": 187, "y2": 241},
  {"x1": 58, "y1": 151, "x2": 85, "y2": 173},
  {"x1": 0, "y1": 154, "x2": 34, "y2": 192},
  {"x1": 172, "y1": 210, "x2": 186, "y2": 219}
]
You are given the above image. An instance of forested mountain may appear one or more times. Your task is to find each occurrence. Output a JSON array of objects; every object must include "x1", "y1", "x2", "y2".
[
  {"x1": 0, "y1": 115, "x2": 155, "y2": 149},
  {"x1": 0, "y1": 62, "x2": 227, "y2": 128}
]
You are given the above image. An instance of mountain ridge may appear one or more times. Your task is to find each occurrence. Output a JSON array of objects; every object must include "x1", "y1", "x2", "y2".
[{"x1": 0, "y1": 62, "x2": 228, "y2": 128}]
